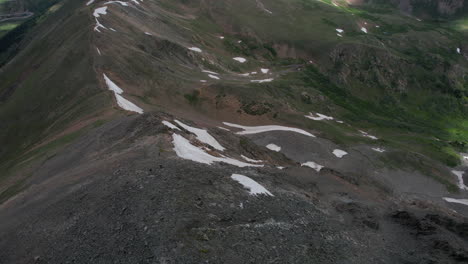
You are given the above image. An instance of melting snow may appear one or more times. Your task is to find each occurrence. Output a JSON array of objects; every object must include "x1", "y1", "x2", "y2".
[
  {"x1": 96, "y1": 47, "x2": 101, "y2": 55},
  {"x1": 333, "y1": 149, "x2": 348, "y2": 158},
  {"x1": 277, "y1": 166, "x2": 285, "y2": 170},
  {"x1": 145, "y1": 32, "x2": 152, "y2": 35},
  {"x1": 219, "y1": 36, "x2": 225, "y2": 39},
  {"x1": 452, "y1": 170, "x2": 468, "y2": 191},
  {"x1": 114, "y1": 94, "x2": 144, "y2": 114},
  {"x1": 260, "y1": 68, "x2": 269, "y2": 74},
  {"x1": 103, "y1": 74, "x2": 143, "y2": 114},
  {"x1": 233, "y1": 57, "x2": 247, "y2": 63},
  {"x1": 359, "y1": 130, "x2": 378, "y2": 140},
  {"x1": 94, "y1": 18, "x2": 107, "y2": 32},
  {"x1": 86, "y1": 0, "x2": 95, "y2": 6},
  {"x1": 301, "y1": 161, "x2": 323, "y2": 172},
  {"x1": 172, "y1": 134, "x2": 262, "y2": 167},
  {"x1": 104, "y1": 1, "x2": 129, "y2": 6},
  {"x1": 188, "y1": 47, "x2": 202, "y2": 53},
  {"x1": 93, "y1": 7, "x2": 107, "y2": 17},
  {"x1": 103, "y1": 74, "x2": 123, "y2": 94},
  {"x1": 443, "y1": 197, "x2": 468, "y2": 206},
  {"x1": 109, "y1": 28, "x2": 117, "y2": 32},
  {"x1": 251, "y1": 78, "x2": 274, "y2": 83},
  {"x1": 372, "y1": 147, "x2": 385, "y2": 153},
  {"x1": 337, "y1": 34, "x2": 343, "y2": 37},
  {"x1": 202, "y1": 70, "x2": 218, "y2": 75},
  {"x1": 208, "y1": 74, "x2": 220, "y2": 80},
  {"x1": 231, "y1": 174, "x2": 273, "y2": 196},
  {"x1": 217, "y1": 126, "x2": 230, "y2": 131},
  {"x1": 266, "y1": 144, "x2": 281, "y2": 152},
  {"x1": 457, "y1": 48, "x2": 461, "y2": 54},
  {"x1": 223, "y1": 122, "x2": 315, "y2": 137},
  {"x1": 241, "y1": 155, "x2": 263, "y2": 163},
  {"x1": 361, "y1": 27, "x2": 368, "y2": 33},
  {"x1": 305, "y1": 113, "x2": 334, "y2": 121},
  {"x1": 162, "y1": 121, "x2": 181, "y2": 131},
  {"x1": 336, "y1": 29, "x2": 344, "y2": 33},
  {"x1": 174, "y1": 120, "x2": 225, "y2": 151}
]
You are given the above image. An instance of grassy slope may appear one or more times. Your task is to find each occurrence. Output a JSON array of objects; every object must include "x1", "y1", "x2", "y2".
[
  {"x1": 0, "y1": 0, "x2": 110, "y2": 181},
  {"x1": 168, "y1": 0, "x2": 467, "y2": 179}
]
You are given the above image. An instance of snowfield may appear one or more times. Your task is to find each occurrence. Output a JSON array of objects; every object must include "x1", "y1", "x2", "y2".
[
  {"x1": 103, "y1": 74, "x2": 143, "y2": 114},
  {"x1": 231, "y1": 174, "x2": 273, "y2": 196},
  {"x1": 174, "y1": 120, "x2": 225, "y2": 151},
  {"x1": 172, "y1": 134, "x2": 263, "y2": 167},
  {"x1": 266, "y1": 144, "x2": 281, "y2": 152},
  {"x1": 223, "y1": 122, "x2": 315, "y2": 137},
  {"x1": 93, "y1": 7, "x2": 107, "y2": 17},
  {"x1": 333, "y1": 149, "x2": 348, "y2": 158},
  {"x1": 301, "y1": 161, "x2": 323, "y2": 172},
  {"x1": 114, "y1": 94, "x2": 143, "y2": 114},
  {"x1": 305, "y1": 113, "x2": 334, "y2": 121},
  {"x1": 443, "y1": 197, "x2": 468, "y2": 206}
]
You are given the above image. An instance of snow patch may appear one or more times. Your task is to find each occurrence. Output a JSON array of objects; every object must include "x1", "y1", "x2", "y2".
[
  {"x1": 162, "y1": 121, "x2": 181, "y2": 131},
  {"x1": 114, "y1": 94, "x2": 144, "y2": 114},
  {"x1": 359, "y1": 130, "x2": 378, "y2": 140},
  {"x1": 96, "y1": 47, "x2": 101, "y2": 55},
  {"x1": 208, "y1": 74, "x2": 220, "y2": 80},
  {"x1": 372, "y1": 147, "x2": 385, "y2": 153},
  {"x1": 174, "y1": 120, "x2": 225, "y2": 151},
  {"x1": 301, "y1": 161, "x2": 323, "y2": 172},
  {"x1": 336, "y1": 28, "x2": 344, "y2": 33},
  {"x1": 231, "y1": 174, "x2": 273, "y2": 196},
  {"x1": 103, "y1": 74, "x2": 143, "y2": 114},
  {"x1": 443, "y1": 197, "x2": 468, "y2": 206},
  {"x1": 333, "y1": 149, "x2": 348, "y2": 158},
  {"x1": 233, "y1": 57, "x2": 247, "y2": 63},
  {"x1": 452, "y1": 170, "x2": 468, "y2": 191},
  {"x1": 241, "y1": 155, "x2": 263, "y2": 163},
  {"x1": 144, "y1": 32, "x2": 152, "y2": 35},
  {"x1": 188, "y1": 47, "x2": 202, "y2": 53},
  {"x1": 172, "y1": 134, "x2": 262, "y2": 167},
  {"x1": 103, "y1": 74, "x2": 123, "y2": 94},
  {"x1": 251, "y1": 78, "x2": 274, "y2": 83},
  {"x1": 104, "y1": 1, "x2": 129, "y2": 6},
  {"x1": 260, "y1": 68, "x2": 269, "y2": 74},
  {"x1": 266, "y1": 144, "x2": 281, "y2": 152},
  {"x1": 457, "y1": 48, "x2": 461, "y2": 54},
  {"x1": 93, "y1": 7, "x2": 107, "y2": 17},
  {"x1": 305, "y1": 113, "x2": 334, "y2": 121},
  {"x1": 223, "y1": 122, "x2": 315, "y2": 137},
  {"x1": 361, "y1": 27, "x2": 368, "y2": 33},
  {"x1": 86, "y1": 0, "x2": 95, "y2": 6}
]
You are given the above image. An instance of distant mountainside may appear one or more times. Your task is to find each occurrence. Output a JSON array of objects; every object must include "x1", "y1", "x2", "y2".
[{"x1": 359, "y1": 0, "x2": 468, "y2": 19}]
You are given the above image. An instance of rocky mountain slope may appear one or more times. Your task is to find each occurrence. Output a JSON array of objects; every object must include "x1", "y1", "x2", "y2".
[{"x1": 0, "y1": 0, "x2": 467, "y2": 263}]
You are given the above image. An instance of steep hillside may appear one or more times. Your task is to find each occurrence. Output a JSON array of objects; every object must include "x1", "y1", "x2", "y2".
[{"x1": 0, "y1": 0, "x2": 467, "y2": 263}]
